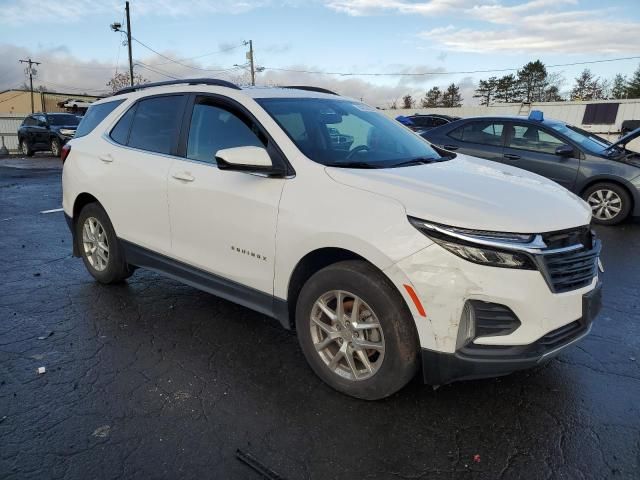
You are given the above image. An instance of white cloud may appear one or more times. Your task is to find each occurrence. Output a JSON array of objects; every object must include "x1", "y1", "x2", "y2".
[
  {"x1": 0, "y1": 0, "x2": 270, "y2": 25},
  {"x1": 324, "y1": 0, "x2": 479, "y2": 16}
]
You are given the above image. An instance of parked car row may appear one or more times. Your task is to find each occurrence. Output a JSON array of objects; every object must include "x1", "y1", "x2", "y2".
[
  {"x1": 62, "y1": 79, "x2": 603, "y2": 399},
  {"x1": 419, "y1": 111, "x2": 640, "y2": 225}
]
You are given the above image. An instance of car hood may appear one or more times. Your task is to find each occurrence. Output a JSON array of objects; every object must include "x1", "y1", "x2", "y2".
[
  {"x1": 53, "y1": 125, "x2": 78, "y2": 130},
  {"x1": 609, "y1": 127, "x2": 640, "y2": 149},
  {"x1": 325, "y1": 155, "x2": 591, "y2": 233}
]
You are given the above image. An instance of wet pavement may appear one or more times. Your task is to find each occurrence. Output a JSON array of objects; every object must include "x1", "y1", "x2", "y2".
[{"x1": 1, "y1": 157, "x2": 639, "y2": 479}]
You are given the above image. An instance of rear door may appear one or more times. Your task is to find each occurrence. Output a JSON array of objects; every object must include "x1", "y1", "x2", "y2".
[
  {"x1": 100, "y1": 94, "x2": 187, "y2": 255},
  {"x1": 167, "y1": 94, "x2": 286, "y2": 294},
  {"x1": 33, "y1": 114, "x2": 49, "y2": 147},
  {"x1": 440, "y1": 120, "x2": 506, "y2": 161},
  {"x1": 503, "y1": 122, "x2": 580, "y2": 189}
]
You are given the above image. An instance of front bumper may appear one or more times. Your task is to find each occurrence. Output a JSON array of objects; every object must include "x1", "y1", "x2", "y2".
[{"x1": 421, "y1": 280, "x2": 602, "y2": 384}]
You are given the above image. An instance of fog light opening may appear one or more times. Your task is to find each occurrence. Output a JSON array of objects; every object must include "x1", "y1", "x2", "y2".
[{"x1": 456, "y1": 302, "x2": 476, "y2": 349}]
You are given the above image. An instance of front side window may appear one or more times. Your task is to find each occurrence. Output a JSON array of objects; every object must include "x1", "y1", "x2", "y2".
[
  {"x1": 448, "y1": 121, "x2": 504, "y2": 146},
  {"x1": 75, "y1": 99, "x2": 125, "y2": 138},
  {"x1": 548, "y1": 123, "x2": 610, "y2": 155},
  {"x1": 509, "y1": 124, "x2": 565, "y2": 154},
  {"x1": 186, "y1": 101, "x2": 264, "y2": 163},
  {"x1": 257, "y1": 98, "x2": 442, "y2": 168},
  {"x1": 127, "y1": 95, "x2": 185, "y2": 155}
]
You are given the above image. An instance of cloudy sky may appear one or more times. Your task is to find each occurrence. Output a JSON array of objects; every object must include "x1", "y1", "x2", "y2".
[{"x1": 0, "y1": 0, "x2": 639, "y2": 107}]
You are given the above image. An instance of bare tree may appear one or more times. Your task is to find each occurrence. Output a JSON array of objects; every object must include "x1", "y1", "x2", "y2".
[{"x1": 106, "y1": 72, "x2": 149, "y2": 93}]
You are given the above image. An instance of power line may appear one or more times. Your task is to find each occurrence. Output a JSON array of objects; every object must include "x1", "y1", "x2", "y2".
[
  {"x1": 262, "y1": 55, "x2": 640, "y2": 77},
  {"x1": 148, "y1": 43, "x2": 243, "y2": 67}
]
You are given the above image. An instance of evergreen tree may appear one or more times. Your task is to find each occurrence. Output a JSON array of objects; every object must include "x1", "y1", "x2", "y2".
[
  {"x1": 494, "y1": 74, "x2": 522, "y2": 103},
  {"x1": 626, "y1": 64, "x2": 640, "y2": 98},
  {"x1": 473, "y1": 77, "x2": 497, "y2": 106},
  {"x1": 517, "y1": 60, "x2": 548, "y2": 102},
  {"x1": 441, "y1": 83, "x2": 462, "y2": 107},
  {"x1": 611, "y1": 74, "x2": 628, "y2": 99},
  {"x1": 421, "y1": 87, "x2": 442, "y2": 108},
  {"x1": 570, "y1": 69, "x2": 605, "y2": 100}
]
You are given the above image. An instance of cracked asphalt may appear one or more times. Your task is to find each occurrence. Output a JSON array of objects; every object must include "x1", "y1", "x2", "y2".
[{"x1": 1, "y1": 157, "x2": 639, "y2": 479}]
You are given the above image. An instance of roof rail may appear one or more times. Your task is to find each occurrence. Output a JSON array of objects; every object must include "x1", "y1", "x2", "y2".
[
  {"x1": 113, "y1": 78, "x2": 241, "y2": 95},
  {"x1": 282, "y1": 86, "x2": 338, "y2": 95}
]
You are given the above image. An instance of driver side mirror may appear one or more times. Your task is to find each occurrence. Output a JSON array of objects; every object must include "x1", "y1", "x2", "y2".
[
  {"x1": 555, "y1": 144, "x2": 574, "y2": 157},
  {"x1": 215, "y1": 146, "x2": 285, "y2": 177}
]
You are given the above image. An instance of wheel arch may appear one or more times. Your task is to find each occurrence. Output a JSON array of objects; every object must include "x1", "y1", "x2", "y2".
[
  {"x1": 70, "y1": 192, "x2": 104, "y2": 256},
  {"x1": 578, "y1": 176, "x2": 636, "y2": 215},
  {"x1": 284, "y1": 247, "x2": 415, "y2": 331}
]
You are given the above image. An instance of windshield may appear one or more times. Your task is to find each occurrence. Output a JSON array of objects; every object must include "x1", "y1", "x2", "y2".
[
  {"x1": 257, "y1": 98, "x2": 444, "y2": 168},
  {"x1": 47, "y1": 114, "x2": 80, "y2": 126},
  {"x1": 547, "y1": 123, "x2": 611, "y2": 155}
]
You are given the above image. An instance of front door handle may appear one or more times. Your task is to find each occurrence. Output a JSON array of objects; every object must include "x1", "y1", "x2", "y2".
[
  {"x1": 442, "y1": 144, "x2": 459, "y2": 151},
  {"x1": 99, "y1": 154, "x2": 113, "y2": 163},
  {"x1": 504, "y1": 153, "x2": 521, "y2": 160},
  {"x1": 172, "y1": 172, "x2": 195, "y2": 182}
]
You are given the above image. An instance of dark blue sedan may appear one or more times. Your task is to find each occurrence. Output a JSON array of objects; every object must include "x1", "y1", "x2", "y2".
[{"x1": 421, "y1": 111, "x2": 640, "y2": 225}]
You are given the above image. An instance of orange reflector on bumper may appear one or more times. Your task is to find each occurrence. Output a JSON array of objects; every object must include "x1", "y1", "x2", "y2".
[{"x1": 403, "y1": 284, "x2": 426, "y2": 317}]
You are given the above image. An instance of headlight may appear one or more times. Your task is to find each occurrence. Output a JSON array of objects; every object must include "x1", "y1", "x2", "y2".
[
  {"x1": 60, "y1": 129, "x2": 75, "y2": 136},
  {"x1": 409, "y1": 217, "x2": 537, "y2": 269}
]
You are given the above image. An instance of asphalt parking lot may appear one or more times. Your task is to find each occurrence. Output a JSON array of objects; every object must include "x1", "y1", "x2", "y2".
[{"x1": 1, "y1": 157, "x2": 639, "y2": 479}]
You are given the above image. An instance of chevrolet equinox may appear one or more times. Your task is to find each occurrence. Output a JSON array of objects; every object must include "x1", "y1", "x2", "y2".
[{"x1": 62, "y1": 79, "x2": 603, "y2": 400}]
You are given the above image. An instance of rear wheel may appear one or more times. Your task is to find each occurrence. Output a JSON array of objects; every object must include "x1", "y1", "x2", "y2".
[
  {"x1": 19, "y1": 139, "x2": 34, "y2": 157},
  {"x1": 295, "y1": 260, "x2": 419, "y2": 400},
  {"x1": 50, "y1": 138, "x2": 61, "y2": 157},
  {"x1": 583, "y1": 182, "x2": 631, "y2": 225},
  {"x1": 76, "y1": 203, "x2": 133, "y2": 284}
]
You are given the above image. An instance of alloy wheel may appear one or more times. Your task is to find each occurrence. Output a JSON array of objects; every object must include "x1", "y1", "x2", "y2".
[
  {"x1": 310, "y1": 290, "x2": 385, "y2": 381},
  {"x1": 587, "y1": 189, "x2": 622, "y2": 221},
  {"x1": 82, "y1": 217, "x2": 109, "y2": 271},
  {"x1": 51, "y1": 140, "x2": 60, "y2": 156},
  {"x1": 21, "y1": 141, "x2": 28, "y2": 155}
]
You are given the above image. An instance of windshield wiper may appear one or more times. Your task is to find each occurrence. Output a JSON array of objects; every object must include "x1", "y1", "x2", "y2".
[
  {"x1": 324, "y1": 161, "x2": 380, "y2": 169},
  {"x1": 390, "y1": 157, "x2": 444, "y2": 168}
]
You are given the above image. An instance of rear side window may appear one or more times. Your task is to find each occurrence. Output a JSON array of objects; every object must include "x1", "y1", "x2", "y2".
[
  {"x1": 110, "y1": 105, "x2": 137, "y2": 145},
  {"x1": 449, "y1": 121, "x2": 504, "y2": 146},
  {"x1": 127, "y1": 95, "x2": 185, "y2": 155},
  {"x1": 75, "y1": 99, "x2": 125, "y2": 138}
]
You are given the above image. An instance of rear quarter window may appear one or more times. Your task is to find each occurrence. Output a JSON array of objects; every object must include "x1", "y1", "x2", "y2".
[{"x1": 74, "y1": 99, "x2": 125, "y2": 138}]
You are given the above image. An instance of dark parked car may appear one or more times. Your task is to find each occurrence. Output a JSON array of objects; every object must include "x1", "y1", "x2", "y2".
[
  {"x1": 396, "y1": 114, "x2": 459, "y2": 134},
  {"x1": 18, "y1": 113, "x2": 80, "y2": 157},
  {"x1": 421, "y1": 111, "x2": 640, "y2": 225}
]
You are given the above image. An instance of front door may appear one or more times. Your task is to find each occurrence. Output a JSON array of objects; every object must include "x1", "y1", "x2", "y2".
[
  {"x1": 167, "y1": 95, "x2": 286, "y2": 295},
  {"x1": 503, "y1": 122, "x2": 580, "y2": 189}
]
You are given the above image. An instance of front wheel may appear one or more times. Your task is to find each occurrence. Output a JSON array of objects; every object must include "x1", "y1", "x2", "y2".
[
  {"x1": 19, "y1": 139, "x2": 34, "y2": 157},
  {"x1": 295, "y1": 260, "x2": 419, "y2": 400},
  {"x1": 50, "y1": 138, "x2": 61, "y2": 157},
  {"x1": 583, "y1": 182, "x2": 631, "y2": 225},
  {"x1": 75, "y1": 203, "x2": 133, "y2": 284}
]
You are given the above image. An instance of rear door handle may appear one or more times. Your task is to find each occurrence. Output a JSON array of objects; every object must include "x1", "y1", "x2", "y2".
[
  {"x1": 442, "y1": 144, "x2": 459, "y2": 151},
  {"x1": 172, "y1": 172, "x2": 195, "y2": 182},
  {"x1": 504, "y1": 154, "x2": 521, "y2": 160},
  {"x1": 99, "y1": 154, "x2": 113, "y2": 163}
]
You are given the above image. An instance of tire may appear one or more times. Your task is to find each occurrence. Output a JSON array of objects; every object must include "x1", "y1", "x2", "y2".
[
  {"x1": 582, "y1": 182, "x2": 632, "y2": 226},
  {"x1": 75, "y1": 203, "x2": 133, "y2": 284},
  {"x1": 295, "y1": 260, "x2": 419, "y2": 400},
  {"x1": 19, "y1": 139, "x2": 34, "y2": 157},
  {"x1": 50, "y1": 138, "x2": 61, "y2": 157}
]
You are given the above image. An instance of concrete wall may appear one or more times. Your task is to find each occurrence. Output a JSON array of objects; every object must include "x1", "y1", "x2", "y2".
[{"x1": 382, "y1": 98, "x2": 640, "y2": 135}]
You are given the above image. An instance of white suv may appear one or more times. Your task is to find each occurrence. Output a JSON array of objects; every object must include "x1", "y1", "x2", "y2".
[{"x1": 62, "y1": 79, "x2": 602, "y2": 400}]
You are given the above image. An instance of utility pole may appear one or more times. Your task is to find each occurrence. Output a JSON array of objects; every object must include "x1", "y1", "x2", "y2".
[
  {"x1": 125, "y1": 1, "x2": 134, "y2": 87},
  {"x1": 245, "y1": 40, "x2": 255, "y2": 86},
  {"x1": 19, "y1": 58, "x2": 41, "y2": 114}
]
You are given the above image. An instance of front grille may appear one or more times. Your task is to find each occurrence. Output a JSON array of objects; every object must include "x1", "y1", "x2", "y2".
[
  {"x1": 541, "y1": 243, "x2": 600, "y2": 293},
  {"x1": 542, "y1": 226, "x2": 592, "y2": 250}
]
